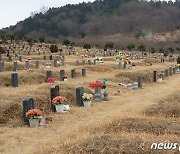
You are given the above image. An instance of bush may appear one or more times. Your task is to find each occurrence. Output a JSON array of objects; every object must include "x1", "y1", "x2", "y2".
[
  {"x1": 0, "y1": 46, "x2": 6, "y2": 54},
  {"x1": 50, "y1": 44, "x2": 58, "y2": 53},
  {"x1": 105, "y1": 42, "x2": 114, "y2": 49},
  {"x1": 83, "y1": 43, "x2": 91, "y2": 50},
  {"x1": 177, "y1": 56, "x2": 180, "y2": 64},
  {"x1": 62, "y1": 39, "x2": 70, "y2": 46}
]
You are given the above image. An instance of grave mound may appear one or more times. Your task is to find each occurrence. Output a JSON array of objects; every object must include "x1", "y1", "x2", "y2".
[{"x1": 145, "y1": 92, "x2": 180, "y2": 118}]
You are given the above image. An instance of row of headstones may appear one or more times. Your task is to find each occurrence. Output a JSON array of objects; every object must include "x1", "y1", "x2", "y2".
[
  {"x1": 0, "y1": 58, "x2": 65, "y2": 72},
  {"x1": 22, "y1": 85, "x2": 89, "y2": 123},
  {"x1": 76, "y1": 59, "x2": 97, "y2": 66},
  {"x1": 118, "y1": 61, "x2": 132, "y2": 69},
  {"x1": 153, "y1": 66, "x2": 176, "y2": 82},
  {"x1": 8, "y1": 68, "x2": 87, "y2": 87}
]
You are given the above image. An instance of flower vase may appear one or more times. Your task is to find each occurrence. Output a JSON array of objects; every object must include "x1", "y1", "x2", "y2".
[
  {"x1": 157, "y1": 78, "x2": 163, "y2": 83},
  {"x1": 103, "y1": 91, "x2": 109, "y2": 101},
  {"x1": 64, "y1": 78, "x2": 68, "y2": 81},
  {"x1": 83, "y1": 101, "x2": 91, "y2": 107},
  {"x1": 29, "y1": 119, "x2": 40, "y2": 127},
  {"x1": 55, "y1": 104, "x2": 65, "y2": 113}
]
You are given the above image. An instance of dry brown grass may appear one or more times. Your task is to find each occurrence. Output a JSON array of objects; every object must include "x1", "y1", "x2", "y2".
[{"x1": 0, "y1": 51, "x2": 179, "y2": 154}]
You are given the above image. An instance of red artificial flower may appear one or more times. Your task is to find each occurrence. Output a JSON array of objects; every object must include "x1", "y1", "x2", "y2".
[
  {"x1": 26, "y1": 109, "x2": 42, "y2": 117},
  {"x1": 47, "y1": 77, "x2": 55, "y2": 83}
]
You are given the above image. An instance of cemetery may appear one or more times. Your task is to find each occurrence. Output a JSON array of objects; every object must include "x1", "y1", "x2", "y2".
[{"x1": 0, "y1": 40, "x2": 180, "y2": 153}]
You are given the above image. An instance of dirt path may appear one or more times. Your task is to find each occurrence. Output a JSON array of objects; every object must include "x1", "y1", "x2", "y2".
[{"x1": 0, "y1": 72, "x2": 179, "y2": 154}]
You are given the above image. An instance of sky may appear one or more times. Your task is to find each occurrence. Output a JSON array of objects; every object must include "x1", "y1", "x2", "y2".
[
  {"x1": 0, "y1": 0, "x2": 175, "y2": 29},
  {"x1": 0, "y1": 0, "x2": 95, "y2": 29}
]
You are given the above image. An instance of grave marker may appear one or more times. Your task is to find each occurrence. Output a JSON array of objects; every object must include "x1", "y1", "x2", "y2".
[
  {"x1": 25, "y1": 60, "x2": 29, "y2": 70},
  {"x1": 46, "y1": 71, "x2": 52, "y2": 79},
  {"x1": 82, "y1": 68, "x2": 86, "y2": 77},
  {"x1": 60, "y1": 70, "x2": 65, "y2": 81},
  {"x1": 13, "y1": 61, "x2": 18, "y2": 71},
  {"x1": 23, "y1": 98, "x2": 35, "y2": 123},
  {"x1": 153, "y1": 70, "x2": 157, "y2": 82},
  {"x1": 76, "y1": 87, "x2": 84, "y2": 106},
  {"x1": 71, "y1": 69, "x2": 76, "y2": 78},
  {"x1": 50, "y1": 85, "x2": 59, "y2": 112},
  {"x1": 11, "y1": 73, "x2": 18, "y2": 87},
  {"x1": 0, "y1": 61, "x2": 5, "y2": 72},
  {"x1": 137, "y1": 76, "x2": 142, "y2": 88},
  {"x1": 35, "y1": 60, "x2": 39, "y2": 69}
]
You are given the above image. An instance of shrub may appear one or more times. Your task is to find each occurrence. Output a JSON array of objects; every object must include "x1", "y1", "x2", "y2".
[
  {"x1": 0, "y1": 46, "x2": 6, "y2": 54},
  {"x1": 50, "y1": 44, "x2": 58, "y2": 53},
  {"x1": 177, "y1": 56, "x2": 180, "y2": 64},
  {"x1": 83, "y1": 43, "x2": 91, "y2": 50},
  {"x1": 62, "y1": 39, "x2": 71, "y2": 46}
]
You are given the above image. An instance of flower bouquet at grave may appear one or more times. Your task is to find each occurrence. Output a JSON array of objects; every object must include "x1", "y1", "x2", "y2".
[
  {"x1": 131, "y1": 62, "x2": 136, "y2": 67},
  {"x1": 26, "y1": 109, "x2": 43, "y2": 127},
  {"x1": 89, "y1": 80, "x2": 103, "y2": 89},
  {"x1": 47, "y1": 77, "x2": 55, "y2": 83},
  {"x1": 45, "y1": 62, "x2": 52, "y2": 68},
  {"x1": 82, "y1": 93, "x2": 93, "y2": 107},
  {"x1": 157, "y1": 72, "x2": 163, "y2": 79},
  {"x1": 146, "y1": 62, "x2": 152, "y2": 66},
  {"x1": 52, "y1": 96, "x2": 69, "y2": 113},
  {"x1": 176, "y1": 64, "x2": 180, "y2": 69},
  {"x1": 63, "y1": 75, "x2": 68, "y2": 81}
]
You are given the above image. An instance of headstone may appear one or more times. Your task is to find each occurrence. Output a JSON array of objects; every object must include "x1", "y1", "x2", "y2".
[
  {"x1": 173, "y1": 67, "x2": 176, "y2": 74},
  {"x1": 54, "y1": 59, "x2": 58, "y2": 67},
  {"x1": 13, "y1": 61, "x2": 18, "y2": 71},
  {"x1": 25, "y1": 61, "x2": 29, "y2": 70},
  {"x1": 23, "y1": 98, "x2": 35, "y2": 123},
  {"x1": 19, "y1": 56, "x2": 22, "y2": 62},
  {"x1": 50, "y1": 85, "x2": 59, "y2": 112},
  {"x1": 82, "y1": 59, "x2": 85, "y2": 66},
  {"x1": 95, "y1": 85, "x2": 102, "y2": 102},
  {"x1": 119, "y1": 61, "x2": 122, "y2": 69},
  {"x1": 165, "y1": 69, "x2": 168, "y2": 77},
  {"x1": 76, "y1": 60, "x2": 79, "y2": 66},
  {"x1": 0, "y1": 61, "x2": 5, "y2": 72},
  {"x1": 35, "y1": 60, "x2": 39, "y2": 69},
  {"x1": 60, "y1": 70, "x2": 65, "y2": 81},
  {"x1": 169, "y1": 66, "x2": 172, "y2": 76},
  {"x1": 50, "y1": 55, "x2": 53, "y2": 60},
  {"x1": 153, "y1": 70, "x2": 157, "y2": 82},
  {"x1": 8, "y1": 56, "x2": 12, "y2": 62},
  {"x1": 127, "y1": 83, "x2": 133, "y2": 89},
  {"x1": 82, "y1": 68, "x2": 86, "y2": 77},
  {"x1": 0, "y1": 54, "x2": 2, "y2": 61},
  {"x1": 88, "y1": 60, "x2": 91, "y2": 65},
  {"x1": 71, "y1": 69, "x2": 76, "y2": 78},
  {"x1": 11, "y1": 73, "x2": 18, "y2": 87},
  {"x1": 28, "y1": 51, "x2": 30, "y2": 55},
  {"x1": 124, "y1": 63, "x2": 126, "y2": 69},
  {"x1": 43, "y1": 55, "x2": 46, "y2": 60},
  {"x1": 46, "y1": 71, "x2": 52, "y2": 79},
  {"x1": 94, "y1": 59, "x2": 96, "y2": 65},
  {"x1": 76, "y1": 87, "x2": 84, "y2": 106},
  {"x1": 137, "y1": 76, "x2": 142, "y2": 88},
  {"x1": 61, "y1": 58, "x2": 65, "y2": 66}
]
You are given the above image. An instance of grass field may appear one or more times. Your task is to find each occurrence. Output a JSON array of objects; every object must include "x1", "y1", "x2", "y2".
[{"x1": 0, "y1": 51, "x2": 179, "y2": 154}]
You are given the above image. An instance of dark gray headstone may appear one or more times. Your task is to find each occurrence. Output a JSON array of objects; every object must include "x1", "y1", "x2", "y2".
[
  {"x1": 61, "y1": 58, "x2": 65, "y2": 66},
  {"x1": 54, "y1": 59, "x2": 58, "y2": 67},
  {"x1": 19, "y1": 56, "x2": 22, "y2": 62},
  {"x1": 119, "y1": 61, "x2": 122, "y2": 69},
  {"x1": 88, "y1": 60, "x2": 91, "y2": 65},
  {"x1": 76, "y1": 60, "x2": 79, "y2": 66},
  {"x1": 35, "y1": 60, "x2": 39, "y2": 69},
  {"x1": 94, "y1": 59, "x2": 96, "y2": 65},
  {"x1": 13, "y1": 61, "x2": 18, "y2": 71},
  {"x1": 23, "y1": 98, "x2": 35, "y2": 123},
  {"x1": 71, "y1": 69, "x2": 76, "y2": 78},
  {"x1": 11, "y1": 73, "x2": 18, "y2": 87},
  {"x1": 153, "y1": 70, "x2": 157, "y2": 82},
  {"x1": 43, "y1": 55, "x2": 46, "y2": 60},
  {"x1": 165, "y1": 69, "x2": 168, "y2": 77},
  {"x1": 82, "y1": 68, "x2": 86, "y2": 77},
  {"x1": 169, "y1": 66, "x2": 172, "y2": 76},
  {"x1": 0, "y1": 54, "x2": 2, "y2": 61},
  {"x1": 173, "y1": 67, "x2": 176, "y2": 74},
  {"x1": 25, "y1": 61, "x2": 29, "y2": 70},
  {"x1": 0, "y1": 61, "x2": 5, "y2": 72},
  {"x1": 137, "y1": 76, "x2": 142, "y2": 88},
  {"x1": 60, "y1": 70, "x2": 65, "y2": 81},
  {"x1": 76, "y1": 87, "x2": 84, "y2": 106},
  {"x1": 50, "y1": 55, "x2": 53, "y2": 60},
  {"x1": 8, "y1": 56, "x2": 12, "y2": 62},
  {"x1": 124, "y1": 63, "x2": 126, "y2": 69},
  {"x1": 46, "y1": 71, "x2": 52, "y2": 79},
  {"x1": 50, "y1": 85, "x2": 59, "y2": 112},
  {"x1": 82, "y1": 59, "x2": 85, "y2": 66}
]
